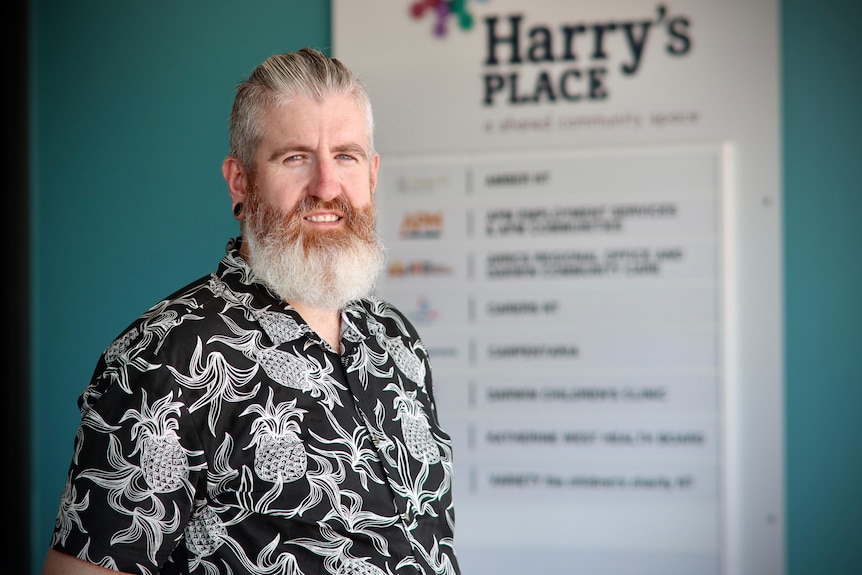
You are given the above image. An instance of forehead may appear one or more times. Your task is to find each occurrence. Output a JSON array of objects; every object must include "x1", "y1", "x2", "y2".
[{"x1": 259, "y1": 93, "x2": 369, "y2": 144}]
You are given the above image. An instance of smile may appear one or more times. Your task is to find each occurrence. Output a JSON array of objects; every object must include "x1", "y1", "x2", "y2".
[{"x1": 306, "y1": 214, "x2": 340, "y2": 223}]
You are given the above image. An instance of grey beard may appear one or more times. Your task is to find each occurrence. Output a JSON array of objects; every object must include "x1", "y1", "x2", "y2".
[{"x1": 244, "y1": 227, "x2": 385, "y2": 311}]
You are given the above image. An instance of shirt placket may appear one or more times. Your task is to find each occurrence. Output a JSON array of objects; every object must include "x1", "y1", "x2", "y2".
[{"x1": 340, "y1": 332, "x2": 418, "y2": 531}]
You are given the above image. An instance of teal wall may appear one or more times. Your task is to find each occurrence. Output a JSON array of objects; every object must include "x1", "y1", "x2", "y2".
[
  {"x1": 29, "y1": 1, "x2": 860, "y2": 574},
  {"x1": 782, "y1": 1, "x2": 862, "y2": 573}
]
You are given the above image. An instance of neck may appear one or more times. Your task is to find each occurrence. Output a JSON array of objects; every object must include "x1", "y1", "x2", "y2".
[{"x1": 289, "y1": 300, "x2": 342, "y2": 351}]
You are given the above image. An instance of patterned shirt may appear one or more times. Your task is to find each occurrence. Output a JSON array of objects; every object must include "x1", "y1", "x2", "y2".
[{"x1": 50, "y1": 238, "x2": 461, "y2": 575}]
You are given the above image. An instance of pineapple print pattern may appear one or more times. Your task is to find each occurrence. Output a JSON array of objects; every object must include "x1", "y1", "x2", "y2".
[
  {"x1": 242, "y1": 389, "x2": 307, "y2": 483},
  {"x1": 387, "y1": 384, "x2": 441, "y2": 464},
  {"x1": 141, "y1": 435, "x2": 188, "y2": 492},
  {"x1": 336, "y1": 557, "x2": 387, "y2": 575},
  {"x1": 257, "y1": 310, "x2": 310, "y2": 344},
  {"x1": 49, "y1": 238, "x2": 460, "y2": 575},
  {"x1": 257, "y1": 347, "x2": 313, "y2": 391},
  {"x1": 121, "y1": 389, "x2": 190, "y2": 493},
  {"x1": 366, "y1": 316, "x2": 425, "y2": 384},
  {"x1": 103, "y1": 326, "x2": 139, "y2": 365},
  {"x1": 254, "y1": 433, "x2": 306, "y2": 482},
  {"x1": 185, "y1": 505, "x2": 227, "y2": 557}
]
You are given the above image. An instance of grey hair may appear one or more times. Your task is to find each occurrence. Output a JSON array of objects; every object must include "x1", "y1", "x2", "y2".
[{"x1": 228, "y1": 47, "x2": 375, "y2": 171}]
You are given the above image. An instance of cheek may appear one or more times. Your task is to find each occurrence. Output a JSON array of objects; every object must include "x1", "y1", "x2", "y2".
[
  {"x1": 255, "y1": 175, "x2": 305, "y2": 211},
  {"x1": 345, "y1": 178, "x2": 375, "y2": 207}
]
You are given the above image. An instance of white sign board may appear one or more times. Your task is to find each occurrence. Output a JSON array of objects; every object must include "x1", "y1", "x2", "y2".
[{"x1": 334, "y1": 2, "x2": 782, "y2": 574}]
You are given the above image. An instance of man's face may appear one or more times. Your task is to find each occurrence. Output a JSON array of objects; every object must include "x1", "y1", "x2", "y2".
[{"x1": 249, "y1": 93, "x2": 378, "y2": 227}]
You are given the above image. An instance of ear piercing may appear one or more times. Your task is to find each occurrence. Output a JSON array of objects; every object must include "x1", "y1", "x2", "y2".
[{"x1": 233, "y1": 203, "x2": 244, "y2": 217}]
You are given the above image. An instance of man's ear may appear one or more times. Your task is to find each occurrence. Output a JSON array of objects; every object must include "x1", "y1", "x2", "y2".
[
  {"x1": 223, "y1": 156, "x2": 248, "y2": 211},
  {"x1": 370, "y1": 153, "x2": 380, "y2": 196}
]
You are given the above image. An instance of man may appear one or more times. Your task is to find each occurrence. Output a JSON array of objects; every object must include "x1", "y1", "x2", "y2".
[{"x1": 42, "y1": 48, "x2": 461, "y2": 575}]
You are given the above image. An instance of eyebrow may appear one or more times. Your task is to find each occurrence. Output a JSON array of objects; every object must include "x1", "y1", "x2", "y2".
[{"x1": 267, "y1": 143, "x2": 369, "y2": 163}]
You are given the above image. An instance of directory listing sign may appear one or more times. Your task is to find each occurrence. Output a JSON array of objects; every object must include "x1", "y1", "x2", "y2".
[{"x1": 374, "y1": 145, "x2": 727, "y2": 573}]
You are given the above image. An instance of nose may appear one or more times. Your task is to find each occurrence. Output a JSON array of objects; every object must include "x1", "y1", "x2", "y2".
[{"x1": 308, "y1": 157, "x2": 340, "y2": 202}]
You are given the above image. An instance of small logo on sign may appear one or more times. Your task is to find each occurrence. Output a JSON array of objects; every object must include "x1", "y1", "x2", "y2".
[{"x1": 410, "y1": 0, "x2": 487, "y2": 37}]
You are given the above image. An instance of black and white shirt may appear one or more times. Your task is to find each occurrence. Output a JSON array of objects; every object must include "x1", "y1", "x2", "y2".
[{"x1": 50, "y1": 238, "x2": 461, "y2": 575}]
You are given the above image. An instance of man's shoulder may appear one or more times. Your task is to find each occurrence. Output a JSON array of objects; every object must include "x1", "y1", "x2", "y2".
[
  {"x1": 350, "y1": 296, "x2": 406, "y2": 319},
  {"x1": 348, "y1": 297, "x2": 420, "y2": 338},
  {"x1": 100, "y1": 272, "x2": 220, "y2": 363},
  {"x1": 143, "y1": 272, "x2": 222, "y2": 319}
]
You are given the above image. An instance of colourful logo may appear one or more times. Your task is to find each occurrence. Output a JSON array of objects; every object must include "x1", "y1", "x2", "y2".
[
  {"x1": 410, "y1": 0, "x2": 487, "y2": 37},
  {"x1": 387, "y1": 259, "x2": 454, "y2": 278},
  {"x1": 399, "y1": 211, "x2": 444, "y2": 239},
  {"x1": 409, "y1": 296, "x2": 440, "y2": 324}
]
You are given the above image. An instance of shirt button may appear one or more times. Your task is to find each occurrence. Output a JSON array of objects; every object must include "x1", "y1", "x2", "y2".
[{"x1": 401, "y1": 510, "x2": 413, "y2": 523}]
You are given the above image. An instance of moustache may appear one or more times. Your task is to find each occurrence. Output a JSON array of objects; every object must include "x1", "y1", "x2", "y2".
[
  {"x1": 294, "y1": 195, "x2": 356, "y2": 223},
  {"x1": 246, "y1": 192, "x2": 377, "y2": 249}
]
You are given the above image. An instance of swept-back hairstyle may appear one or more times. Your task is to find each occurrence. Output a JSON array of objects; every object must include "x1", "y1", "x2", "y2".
[{"x1": 228, "y1": 47, "x2": 375, "y2": 171}]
